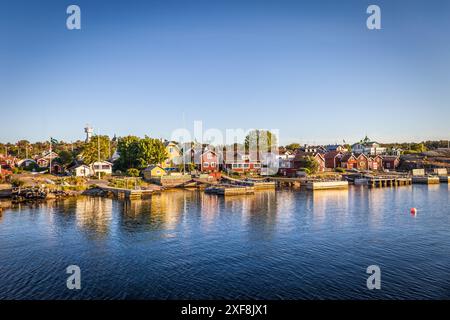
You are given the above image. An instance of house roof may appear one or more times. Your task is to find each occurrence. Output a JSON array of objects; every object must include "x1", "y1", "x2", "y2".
[
  {"x1": 340, "y1": 153, "x2": 356, "y2": 162},
  {"x1": 143, "y1": 165, "x2": 165, "y2": 171},
  {"x1": 382, "y1": 156, "x2": 400, "y2": 161},
  {"x1": 324, "y1": 151, "x2": 342, "y2": 160},
  {"x1": 92, "y1": 160, "x2": 113, "y2": 165}
]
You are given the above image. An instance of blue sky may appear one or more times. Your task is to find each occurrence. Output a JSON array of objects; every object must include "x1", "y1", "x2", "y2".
[{"x1": 1, "y1": 0, "x2": 449, "y2": 145}]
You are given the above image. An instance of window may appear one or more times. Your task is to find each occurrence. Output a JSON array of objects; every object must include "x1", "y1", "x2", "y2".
[
  {"x1": 203, "y1": 162, "x2": 209, "y2": 167},
  {"x1": 243, "y1": 163, "x2": 250, "y2": 168},
  {"x1": 169, "y1": 147, "x2": 174, "y2": 153},
  {"x1": 94, "y1": 165, "x2": 100, "y2": 170},
  {"x1": 211, "y1": 162, "x2": 216, "y2": 167},
  {"x1": 102, "y1": 165, "x2": 110, "y2": 170},
  {"x1": 254, "y1": 163, "x2": 261, "y2": 168},
  {"x1": 232, "y1": 163, "x2": 237, "y2": 168}
]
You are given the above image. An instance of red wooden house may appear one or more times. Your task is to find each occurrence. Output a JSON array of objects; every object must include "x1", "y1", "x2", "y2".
[
  {"x1": 369, "y1": 155, "x2": 383, "y2": 171},
  {"x1": 278, "y1": 152, "x2": 325, "y2": 176},
  {"x1": 324, "y1": 151, "x2": 342, "y2": 169},
  {"x1": 223, "y1": 152, "x2": 261, "y2": 174},
  {"x1": 200, "y1": 150, "x2": 219, "y2": 173},
  {"x1": 382, "y1": 156, "x2": 400, "y2": 170},
  {"x1": 340, "y1": 153, "x2": 357, "y2": 169},
  {"x1": 355, "y1": 153, "x2": 370, "y2": 171}
]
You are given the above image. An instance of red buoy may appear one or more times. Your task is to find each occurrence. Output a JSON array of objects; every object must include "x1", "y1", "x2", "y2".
[{"x1": 410, "y1": 208, "x2": 417, "y2": 215}]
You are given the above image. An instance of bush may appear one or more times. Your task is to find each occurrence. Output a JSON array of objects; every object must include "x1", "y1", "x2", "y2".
[
  {"x1": 335, "y1": 167, "x2": 345, "y2": 173},
  {"x1": 299, "y1": 167, "x2": 311, "y2": 175},
  {"x1": 12, "y1": 167, "x2": 23, "y2": 174},
  {"x1": 10, "y1": 178, "x2": 25, "y2": 188},
  {"x1": 126, "y1": 168, "x2": 140, "y2": 177}
]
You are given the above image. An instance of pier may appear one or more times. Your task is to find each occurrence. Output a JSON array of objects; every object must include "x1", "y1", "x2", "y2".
[
  {"x1": 98, "y1": 186, "x2": 161, "y2": 200},
  {"x1": 366, "y1": 176, "x2": 412, "y2": 188},
  {"x1": 306, "y1": 181, "x2": 348, "y2": 190},
  {"x1": 221, "y1": 175, "x2": 276, "y2": 189},
  {"x1": 412, "y1": 176, "x2": 440, "y2": 185},
  {"x1": 205, "y1": 185, "x2": 255, "y2": 196},
  {"x1": 267, "y1": 177, "x2": 303, "y2": 187}
]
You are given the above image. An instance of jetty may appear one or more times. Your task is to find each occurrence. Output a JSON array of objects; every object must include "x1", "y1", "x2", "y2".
[
  {"x1": 412, "y1": 176, "x2": 440, "y2": 184},
  {"x1": 306, "y1": 181, "x2": 349, "y2": 190},
  {"x1": 205, "y1": 185, "x2": 255, "y2": 196},
  {"x1": 221, "y1": 175, "x2": 276, "y2": 189},
  {"x1": 97, "y1": 185, "x2": 162, "y2": 200},
  {"x1": 366, "y1": 176, "x2": 412, "y2": 188},
  {"x1": 267, "y1": 177, "x2": 303, "y2": 187}
]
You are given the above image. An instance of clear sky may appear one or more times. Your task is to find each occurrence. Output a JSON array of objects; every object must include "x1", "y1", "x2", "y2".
[{"x1": 1, "y1": 0, "x2": 449, "y2": 145}]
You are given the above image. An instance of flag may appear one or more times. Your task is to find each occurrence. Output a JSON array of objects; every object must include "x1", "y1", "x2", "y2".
[{"x1": 50, "y1": 137, "x2": 58, "y2": 144}]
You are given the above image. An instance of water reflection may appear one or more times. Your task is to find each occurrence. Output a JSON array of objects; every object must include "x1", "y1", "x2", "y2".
[
  {"x1": 74, "y1": 197, "x2": 113, "y2": 236},
  {"x1": 311, "y1": 189, "x2": 349, "y2": 227}
]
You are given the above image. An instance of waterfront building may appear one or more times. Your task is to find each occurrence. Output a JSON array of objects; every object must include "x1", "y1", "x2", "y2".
[
  {"x1": 200, "y1": 150, "x2": 219, "y2": 173},
  {"x1": 278, "y1": 151, "x2": 325, "y2": 176},
  {"x1": 325, "y1": 144, "x2": 348, "y2": 153},
  {"x1": 369, "y1": 155, "x2": 383, "y2": 171},
  {"x1": 324, "y1": 151, "x2": 343, "y2": 169},
  {"x1": 142, "y1": 165, "x2": 167, "y2": 179},
  {"x1": 161, "y1": 141, "x2": 182, "y2": 169},
  {"x1": 70, "y1": 164, "x2": 93, "y2": 177},
  {"x1": 222, "y1": 152, "x2": 261, "y2": 174},
  {"x1": 354, "y1": 153, "x2": 370, "y2": 171},
  {"x1": 35, "y1": 151, "x2": 59, "y2": 168},
  {"x1": 351, "y1": 136, "x2": 386, "y2": 155},
  {"x1": 340, "y1": 153, "x2": 357, "y2": 169},
  {"x1": 382, "y1": 156, "x2": 400, "y2": 170},
  {"x1": 91, "y1": 161, "x2": 113, "y2": 176}
]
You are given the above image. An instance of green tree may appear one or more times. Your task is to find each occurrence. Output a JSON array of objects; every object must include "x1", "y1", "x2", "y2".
[
  {"x1": 81, "y1": 135, "x2": 111, "y2": 164},
  {"x1": 115, "y1": 136, "x2": 141, "y2": 170},
  {"x1": 244, "y1": 129, "x2": 278, "y2": 153},
  {"x1": 115, "y1": 136, "x2": 168, "y2": 171},
  {"x1": 285, "y1": 143, "x2": 300, "y2": 151},
  {"x1": 58, "y1": 150, "x2": 74, "y2": 167},
  {"x1": 126, "y1": 168, "x2": 140, "y2": 177},
  {"x1": 298, "y1": 156, "x2": 319, "y2": 174}
]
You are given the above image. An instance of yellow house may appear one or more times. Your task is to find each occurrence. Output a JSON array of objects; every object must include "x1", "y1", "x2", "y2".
[
  {"x1": 143, "y1": 165, "x2": 167, "y2": 180},
  {"x1": 161, "y1": 141, "x2": 181, "y2": 169}
]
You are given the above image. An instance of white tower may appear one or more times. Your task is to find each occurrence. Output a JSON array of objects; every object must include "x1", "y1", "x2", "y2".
[{"x1": 84, "y1": 125, "x2": 93, "y2": 143}]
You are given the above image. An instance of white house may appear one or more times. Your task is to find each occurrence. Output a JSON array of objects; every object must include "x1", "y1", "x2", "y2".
[
  {"x1": 71, "y1": 164, "x2": 93, "y2": 177},
  {"x1": 352, "y1": 136, "x2": 386, "y2": 155},
  {"x1": 91, "y1": 161, "x2": 113, "y2": 175}
]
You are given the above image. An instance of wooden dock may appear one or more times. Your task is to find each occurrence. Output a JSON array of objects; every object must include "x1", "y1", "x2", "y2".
[
  {"x1": 367, "y1": 176, "x2": 412, "y2": 188},
  {"x1": 412, "y1": 176, "x2": 440, "y2": 185},
  {"x1": 99, "y1": 186, "x2": 161, "y2": 200},
  {"x1": 439, "y1": 176, "x2": 449, "y2": 183},
  {"x1": 221, "y1": 175, "x2": 276, "y2": 189},
  {"x1": 205, "y1": 185, "x2": 255, "y2": 196},
  {"x1": 306, "y1": 181, "x2": 348, "y2": 190},
  {"x1": 267, "y1": 177, "x2": 303, "y2": 187}
]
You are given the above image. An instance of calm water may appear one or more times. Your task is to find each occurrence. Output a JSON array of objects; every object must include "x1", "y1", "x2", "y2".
[{"x1": 1, "y1": 184, "x2": 449, "y2": 300}]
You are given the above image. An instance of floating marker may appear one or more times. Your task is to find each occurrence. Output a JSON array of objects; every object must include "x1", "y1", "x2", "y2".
[{"x1": 410, "y1": 208, "x2": 417, "y2": 215}]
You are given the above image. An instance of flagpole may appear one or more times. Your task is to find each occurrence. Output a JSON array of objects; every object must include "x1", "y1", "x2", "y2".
[
  {"x1": 97, "y1": 130, "x2": 101, "y2": 180},
  {"x1": 49, "y1": 138, "x2": 52, "y2": 174}
]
